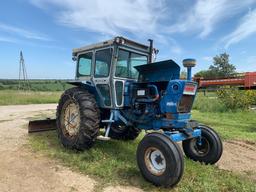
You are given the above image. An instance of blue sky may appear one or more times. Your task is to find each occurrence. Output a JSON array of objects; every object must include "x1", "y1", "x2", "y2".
[{"x1": 0, "y1": 0, "x2": 256, "y2": 79}]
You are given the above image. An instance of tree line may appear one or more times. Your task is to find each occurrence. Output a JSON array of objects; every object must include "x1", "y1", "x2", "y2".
[{"x1": 194, "y1": 52, "x2": 236, "y2": 79}]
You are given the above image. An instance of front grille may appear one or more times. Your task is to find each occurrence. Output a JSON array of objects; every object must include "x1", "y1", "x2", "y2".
[{"x1": 178, "y1": 95, "x2": 194, "y2": 113}]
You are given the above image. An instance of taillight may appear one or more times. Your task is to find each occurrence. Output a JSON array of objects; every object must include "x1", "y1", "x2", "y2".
[{"x1": 183, "y1": 83, "x2": 197, "y2": 95}]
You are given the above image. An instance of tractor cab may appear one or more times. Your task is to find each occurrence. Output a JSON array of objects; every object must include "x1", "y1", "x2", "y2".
[
  {"x1": 71, "y1": 37, "x2": 198, "y2": 129},
  {"x1": 72, "y1": 37, "x2": 152, "y2": 108}
]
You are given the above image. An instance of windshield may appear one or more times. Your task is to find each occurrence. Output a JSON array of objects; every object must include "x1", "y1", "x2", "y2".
[{"x1": 115, "y1": 49, "x2": 147, "y2": 79}]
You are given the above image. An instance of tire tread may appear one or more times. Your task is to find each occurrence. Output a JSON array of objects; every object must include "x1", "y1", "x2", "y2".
[{"x1": 56, "y1": 87, "x2": 100, "y2": 150}]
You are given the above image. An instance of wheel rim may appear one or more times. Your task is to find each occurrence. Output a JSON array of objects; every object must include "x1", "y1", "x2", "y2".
[
  {"x1": 61, "y1": 101, "x2": 80, "y2": 137},
  {"x1": 144, "y1": 147, "x2": 166, "y2": 176},
  {"x1": 191, "y1": 137, "x2": 210, "y2": 156}
]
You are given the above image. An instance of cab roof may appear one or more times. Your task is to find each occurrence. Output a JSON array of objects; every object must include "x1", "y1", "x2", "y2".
[{"x1": 72, "y1": 36, "x2": 150, "y2": 56}]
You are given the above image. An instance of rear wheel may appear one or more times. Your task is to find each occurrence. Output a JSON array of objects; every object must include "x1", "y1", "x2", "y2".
[
  {"x1": 136, "y1": 133, "x2": 184, "y2": 187},
  {"x1": 56, "y1": 87, "x2": 100, "y2": 150},
  {"x1": 108, "y1": 125, "x2": 141, "y2": 140},
  {"x1": 182, "y1": 125, "x2": 223, "y2": 164}
]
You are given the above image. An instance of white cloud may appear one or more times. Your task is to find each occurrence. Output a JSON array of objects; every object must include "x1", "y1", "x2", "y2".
[
  {"x1": 202, "y1": 56, "x2": 212, "y2": 62},
  {"x1": 170, "y1": 46, "x2": 182, "y2": 54},
  {"x1": 29, "y1": 0, "x2": 256, "y2": 54},
  {"x1": 222, "y1": 9, "x2": 256, "y2": 48},
  {"x1": 30, "y1": 0, "x2": 184, "y2": 54},
  {"x1": 0, "y1": 23, "x2": 51, "y2": 41},
  {"x1": 30, "y1": 0, "x2": 165, "y2": 36},
  {"x1": 0, "y1": 36, "x2": 19, "y2": 43},
  {"x1": 167, "y1": 0, "x2": 256, "y2": 38}
]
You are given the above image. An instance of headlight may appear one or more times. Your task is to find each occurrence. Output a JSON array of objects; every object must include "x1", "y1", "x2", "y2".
[{"x1": 172, "y1": 83, "x2": 180, "y2": 93}]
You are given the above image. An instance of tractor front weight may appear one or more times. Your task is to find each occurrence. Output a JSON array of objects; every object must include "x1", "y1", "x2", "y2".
[{"x1": 164, "y1": 128, "x2": 202, "y2": 142}]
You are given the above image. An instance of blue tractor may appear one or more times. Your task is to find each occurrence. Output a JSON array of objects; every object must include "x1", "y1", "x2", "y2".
[{"x1": 56, "y1": 37, "x2": 223, "y2": 187}]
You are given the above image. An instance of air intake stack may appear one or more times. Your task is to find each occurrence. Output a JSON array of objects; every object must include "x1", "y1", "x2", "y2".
[{"x1": 183, "y1": 58, "x2": 196, "y2": 81}]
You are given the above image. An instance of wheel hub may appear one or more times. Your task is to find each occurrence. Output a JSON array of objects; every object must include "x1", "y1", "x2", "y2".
[
  {"x1": 144, "y1": 147, "x2": 166, "y2": 176},
  {"x1": 63, "y1": 102, "x2": 80, "y2": 137},
  {"x1": 193, "y1": 137, "x2": 210, "y2": 156}
]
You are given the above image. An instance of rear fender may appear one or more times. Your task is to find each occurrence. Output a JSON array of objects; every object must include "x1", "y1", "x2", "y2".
[{"x1": 67, "y1": 81, "x2": 103, "y2": 107}]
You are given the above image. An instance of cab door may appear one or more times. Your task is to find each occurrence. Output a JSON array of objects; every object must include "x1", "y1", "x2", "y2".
[{"x1": 92, "y1": 47, "x2": 113, "y2": 108}]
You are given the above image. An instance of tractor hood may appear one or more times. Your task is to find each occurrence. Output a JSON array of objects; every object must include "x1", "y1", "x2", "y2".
[{"x1": 134, "y1": 59, "x2": 180, "y2": 82}]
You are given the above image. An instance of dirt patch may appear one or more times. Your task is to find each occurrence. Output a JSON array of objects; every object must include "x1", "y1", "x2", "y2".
[
  {"x1": 0, "y1": 148, "x2": 96, "y2": 192},
  {"x1": 216, "y1": 140, "x2": 256, "y2": 179},
  {"x1": 0, "y1": 104, "x2": 144, "y2": 192},
  {"x1": 0, "y1": 104, "x2": 96, "y2": 192},
  {"x1": 103, "y1": 186, "x2": 143, "y2": 192}
]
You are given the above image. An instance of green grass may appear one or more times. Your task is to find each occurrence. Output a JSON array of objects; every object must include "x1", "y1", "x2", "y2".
[
  {"x1": 0, "y1": 90, "x2": 61, "y2": 105},
  {"x1": 193, "y1": 92, "x2": 256, "y2": 142},
  {"x1": 193, "y1": 93, "x2": 227, "y2": 112},
  {"x1": 0, "y1": 79, "x2": 73, "y2": 91},
  {"x1": 192, "y1": 110, "x2": 256, "y2": 143},
  {"x1": 29, "y1": 131, "x2": 255, "y2": 192}
]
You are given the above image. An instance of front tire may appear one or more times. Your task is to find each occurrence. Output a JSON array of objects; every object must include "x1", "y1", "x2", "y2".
[
  {"x1": 136, "y1": 133, "x2": 184, "y2": 187},
  {"x1": 56, "y1": 87, "x2": 100, "y2": 150},
  {"x1": 182, "y1": 125, "x2": 223, "y2": 164}
]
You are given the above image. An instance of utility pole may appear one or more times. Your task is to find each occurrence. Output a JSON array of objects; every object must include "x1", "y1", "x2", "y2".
[{"x1": 18, "y1": 51, "x2": 30, "y2": 91}]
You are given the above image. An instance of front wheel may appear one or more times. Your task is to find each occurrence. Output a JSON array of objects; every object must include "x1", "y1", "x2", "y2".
[
  {"x1": 182, "y1": 125, "x2": 223, "y2": 164},
  {"x1": 136, "y1": 133, "x2": 184, "y2": 187}
]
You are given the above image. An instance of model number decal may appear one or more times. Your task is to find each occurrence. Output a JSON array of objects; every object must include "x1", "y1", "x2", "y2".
[{"x1": 166, "y1": 102, "x2": 176, "y2": 106}]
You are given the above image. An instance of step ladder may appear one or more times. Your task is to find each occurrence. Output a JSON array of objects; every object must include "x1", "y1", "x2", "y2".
[{"x1": 97, "y1": 111, "x2": 114, "y2": 141}]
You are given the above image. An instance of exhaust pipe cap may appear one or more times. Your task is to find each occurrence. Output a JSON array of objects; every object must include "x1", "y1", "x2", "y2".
[{"x1": 183, "y1": 58, "x2": 196, "y2": 68}]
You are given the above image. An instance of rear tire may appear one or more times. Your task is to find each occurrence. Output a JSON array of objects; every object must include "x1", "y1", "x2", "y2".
[
  {"x1": 56, "y1": 87, "x2": 100, "y2": 150},
  {"x1": 136, "y1": 133, "x2": 184, "y2": 187},
  {"x1": 108, "y1": 125, "x2": 141, "y2": 140},
  {"x1": 182, "y1": 125, "x2": 223, "y2": 164}
]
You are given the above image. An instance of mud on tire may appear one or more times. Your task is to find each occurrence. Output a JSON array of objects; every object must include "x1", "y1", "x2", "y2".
[{"x1": 56, "y1": 87, "x2": 100, "y2": 150}]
